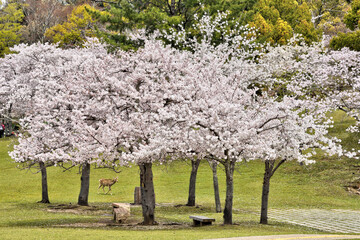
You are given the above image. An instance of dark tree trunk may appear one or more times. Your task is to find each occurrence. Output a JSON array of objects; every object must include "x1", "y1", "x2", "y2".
[
  {"x1": 314, "y1": 6, "x2": 323, "y2": 28},
  {"x1": 4, "y1": 119, "x2": 12, "y2": 136},
  {"x1": 208, "y1": 160, "x2": 221, "y2": 213},
  {"x1": 186, "y1": 159, "x2": 201, "y2": 206},
  {"x1": 170, "y1": 0, "x2": 176, "y2": 15},
  {"x1": 5, "y1": 103, "x2": 13, "y2": 136},
  {"x1": 139, "y1": 162, "x2": 156, "y2": 225},
  {"x1": 223, "y1": 159, "x2": 235, "y2": 225},
  {"x1": 260, "y1": 161, "x2": 272, "y2": 224},
  {"x1": 78, "y1": 163, "x2": 90, "y2": 206},
  {"x1": 38, "y1": 162, "x2": 50, "y2": 204},
  {"x1": 260, "y1": 159, "x2": 286, "y2": 224}
]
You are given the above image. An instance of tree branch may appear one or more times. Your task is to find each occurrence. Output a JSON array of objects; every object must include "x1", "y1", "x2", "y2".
[
  {"x1": 196, "y1": 122, "x2": 220, "y2": 139},
  {"x1": 270, "y1": 159, "x2": 286, "y2": 177}
]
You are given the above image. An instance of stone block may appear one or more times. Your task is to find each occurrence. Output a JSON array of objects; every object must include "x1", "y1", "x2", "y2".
[
  {"x1": 134, "y1": 187, "x2": 142, "y2": 205},
  {"x1": 112, "y1": 203, "x2": 130, "y2": 223}
]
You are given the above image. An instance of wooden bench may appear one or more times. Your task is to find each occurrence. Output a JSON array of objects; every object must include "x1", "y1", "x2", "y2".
[{"x1": 189, "y1": 215, "x2": 215, "y2": 226}]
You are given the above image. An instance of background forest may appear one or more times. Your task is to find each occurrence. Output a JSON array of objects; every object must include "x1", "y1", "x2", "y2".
[{"x1": 0, "y1": 0, "x2": 360, "y2": 56}]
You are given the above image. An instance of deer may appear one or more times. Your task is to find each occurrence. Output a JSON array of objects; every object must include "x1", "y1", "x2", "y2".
[{"x1": 98, "y1": 177, "x2": 118, "y2": 194}]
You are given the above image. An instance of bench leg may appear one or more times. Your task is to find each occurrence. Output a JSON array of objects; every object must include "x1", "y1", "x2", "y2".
[{"x1": 193, "y1": 220, "x2": 213, "y2": 226}]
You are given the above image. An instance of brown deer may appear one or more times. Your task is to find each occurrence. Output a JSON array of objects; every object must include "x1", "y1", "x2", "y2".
[{"x1": 98, "y1": 177, "x2": 118, "y2": 194}]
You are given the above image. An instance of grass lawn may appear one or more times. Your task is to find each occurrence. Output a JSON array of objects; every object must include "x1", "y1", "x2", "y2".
[{"x1": 1, "y1": 111, "x2": 360, "y2": 239}]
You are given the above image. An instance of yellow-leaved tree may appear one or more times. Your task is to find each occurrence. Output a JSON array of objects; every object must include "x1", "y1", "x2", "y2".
[
  {"x1": 272, "y1": 18, "x2": 293, "y2": 45},
  {"x1": 248, "y1": 0, "x2": 319, "y2": 45},
  {"x1": 249, "y1": 12, "x2": 274, "y2": 43},
  {"x1": 45, "y1": 4, "x2": 103, "y2": 48}
]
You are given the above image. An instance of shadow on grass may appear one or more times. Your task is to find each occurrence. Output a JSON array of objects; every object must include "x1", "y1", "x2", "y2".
[
  {"x1": 9, "y1": 201, "x2": 113, "y2": 211},
  {"x1": 0, "y1": 202, "x2": 111, "y2": 228},
  {"x1": 5, "y1": 217, "x2": 100, "y2": 228},
  {"x1": 97, "y1": 192, "x2": 116, "y2": 196}
]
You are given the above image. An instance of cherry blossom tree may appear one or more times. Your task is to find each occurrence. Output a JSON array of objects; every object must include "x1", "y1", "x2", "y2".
[
  {"x1": 0, "y1": 43, "x2": 71, "y2": 203},
  {"x1": 159, "y1": 14, "x2": 276, "y2": 224},
  {"x1": 1, "y1": 42, "x2": 123, "y2": 205},
  {"x1": 254, "y1": 41, "x2": 356, "y2": 224},
  {"x1": 89, "y1": 38, "x2": 192, "y2": 224},
  {"x1": 253, "y1": 100, "x2": 338, "y2": 224},
  {"x1": 160, "y1": 15, "x2": 346, "y2": 225}
]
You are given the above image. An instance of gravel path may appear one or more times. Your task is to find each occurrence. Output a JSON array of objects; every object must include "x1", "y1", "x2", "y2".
[
  {"x1": 207, "y1": 234, "x2": 360, "y2": 240},
  {"x1": 268, "y1": 209, "x2": 360, "y2": 234}
]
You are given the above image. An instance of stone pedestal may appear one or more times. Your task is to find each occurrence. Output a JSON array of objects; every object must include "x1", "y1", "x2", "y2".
[
  {"x1": 112, "y1": 203, "x2": 130, "y2": 223},
  {"x1": 134, "y1": 187, "x2": 142, "y2": 205}
]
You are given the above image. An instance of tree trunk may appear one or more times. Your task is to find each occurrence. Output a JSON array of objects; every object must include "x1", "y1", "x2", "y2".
[
  {"x1": 209, "y1": 160, "x2": 221, "y2": 213},
  {"x1": 260, "y1": 159, "x2": 286, "y2": 224},
  {"x1": 223, "y1": 159, "x2": 235, "y2": 225},
  {"x1": 139, "y1": 162, "x2": 156, "y2": 225},
  {"x1": 260, "y1": 161, "x2": 272, "y2": 224},
  {"x1": 170, "y1": 0, "x2": 176, "y2": 15},
  {"x1": 314, "y1": 6, "x2": 323, "y2": 28},
  {"x1": 4, "y1": 119, "x2": 12, "y2": 136},
  {"x1": 5, "y1": 103, "x2": 13, "y2": 136},
  {"x1": 38, "y1": 162, "x2": 50, "y2": 203},
  {"x1": 78, "y1": 163, "x2": 90, "y2": 206},
  {"x1": 186, "y1": 159, "x2": 201, "y2": 206}
]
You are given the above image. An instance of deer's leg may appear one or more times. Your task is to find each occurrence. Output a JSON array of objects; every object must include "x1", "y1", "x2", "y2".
[
  {"x1": 98, "y1": 184, "x2": 102, "y2": 189},
  {"x1": 102, "y1": 186, "x2": 105, "y2": 192},
  {"x1": 106, "y1": 186, "x2": 111, "y2": 194}
]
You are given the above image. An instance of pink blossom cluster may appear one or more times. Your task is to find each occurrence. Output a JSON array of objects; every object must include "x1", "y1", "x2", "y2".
[
  {"x1": 262, "y1": 40, "x2": 360, "y2": 157},
  {"x1": 0, "y1": 16, "x2": 357, "y2": 169}
]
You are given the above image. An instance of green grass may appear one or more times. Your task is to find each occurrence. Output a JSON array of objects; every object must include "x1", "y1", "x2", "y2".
[{"x1": 1, "y1": 111, "x2": 360, "y2": 239}]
